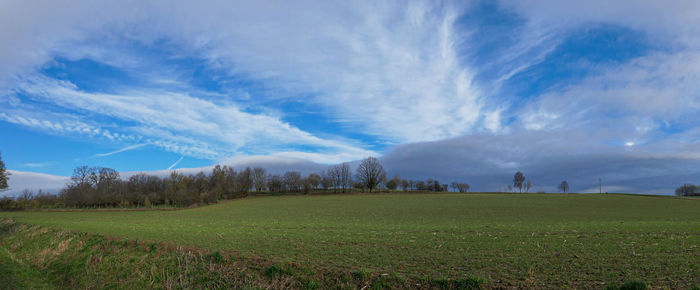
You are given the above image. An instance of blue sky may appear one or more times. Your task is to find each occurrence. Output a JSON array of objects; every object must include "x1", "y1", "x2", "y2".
[{"x1": 2, "y1": 0, "x2": 700, "y2": 194}]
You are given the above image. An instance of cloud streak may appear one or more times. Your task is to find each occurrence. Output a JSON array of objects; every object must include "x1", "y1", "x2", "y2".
[
  {"x1": 167, "y1": 155, "x2": 184, "y2": 170},
  {"x1": 94, "y1": 143, "x2": 147, "y2": 157}
]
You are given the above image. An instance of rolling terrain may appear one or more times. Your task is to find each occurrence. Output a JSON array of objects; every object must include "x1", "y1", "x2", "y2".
[{"x1": 2, "y1": 193, "x2": 699, "y2": 288}]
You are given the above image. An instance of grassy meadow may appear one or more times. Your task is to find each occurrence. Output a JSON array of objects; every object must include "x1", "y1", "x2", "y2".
[{"x1": 2, "y1": 193, "x2": 700, "y2": 288}]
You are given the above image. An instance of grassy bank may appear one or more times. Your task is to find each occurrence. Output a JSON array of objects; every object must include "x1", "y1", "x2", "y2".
[
  {"x1": 1, "y1": 219, "x2": 484, "y2": 289},
  {"x1": 2, "y1": 193, "x2": 700, "y2": 288}
]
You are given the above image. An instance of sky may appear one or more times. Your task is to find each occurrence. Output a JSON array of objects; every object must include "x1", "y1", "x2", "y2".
[{"x1": 2, "y1": 0, "x2": 700, "y2": 195}]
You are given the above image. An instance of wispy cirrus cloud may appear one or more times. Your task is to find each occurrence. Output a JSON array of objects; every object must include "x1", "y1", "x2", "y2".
[
  {"x1": 22, "y1": 162, "x2": 55, "y2": 168},
  {"x1": 6, "y1": 74, "x2": 377, "y2": 162},
  {"x1": 1, "y1": 0, "x2": 500, "y2": 145}
]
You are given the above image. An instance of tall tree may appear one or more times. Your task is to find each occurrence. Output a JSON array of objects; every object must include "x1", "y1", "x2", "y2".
[
  {"x1": 401, "y1": 179, "x2": 409, "y2": 191},
  {"x1": 252, "y1": 167, "x2": 267, "y2": 192},
  {"x1": 237, "y1": 167, "x2": 253, "y2": 195},
  {"x1": 675, "y1": 184, "x2": 699, "y2": 196},
  {"x1": 355, "y1": 157, "x2": 386, "y2": 193},
  {"x1": 328, "y1": 165, "x2": 341, "y2": 193},
  {"x1": 558, "y1": 181, "x2": 570, "y2": 193},
  {"x1": 513, "y1": 171, "x2": 525, "y2": 193},
  {"x1": 283, "y1": 171, "x2": 302, "y2": 192},
  {"x1": 0, "y1": 152, "x2": 9, "y2": 191},
  {"x1": 339, "y1": 163, "x2": 352, "y2": 193},
  {"x1": 320, "y1": 170, "x2": 332, "y2": 190},
  {"x1": 267, "y1": 174, "x2": 283, "y2": 192},
  {"x1": 306, "y1": 173, "x2": 321, "y2": 190},
  {"x1": 386, "y1": 175, "x2": 401, "y2": 190},
  {"x1": 525, "y1": 180, "x2": 532, "y2": 193}
]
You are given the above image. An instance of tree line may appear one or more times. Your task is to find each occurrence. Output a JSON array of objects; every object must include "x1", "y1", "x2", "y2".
[
  {"x1": 509, "y1": 171, "x2": 570, "y2": 193},
  {"x1": 1, "y1": 156, "x2": 472, "y2": 210},
  {"x1": 674, "y1": 184, "x2": 700, "y2": 196}
]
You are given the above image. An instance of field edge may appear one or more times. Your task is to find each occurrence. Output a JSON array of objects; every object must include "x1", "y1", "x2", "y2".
[{"x1": 0, "y1": 218, "x2": 487, "y2": 289}]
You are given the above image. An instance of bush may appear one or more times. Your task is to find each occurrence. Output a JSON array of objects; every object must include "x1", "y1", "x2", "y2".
[
  {"x1": 433, "y1": 276, "x2": 485, "y2": 290},
  {"x1": 207, "y1": 250, "x2": 224, "y2": 263},
  {"x1": 351, "y1": 270, "x2": 371, "y2": 280},
  {"x1": 619, "y1": 280, "x2": 647, "y2": 290},
  {"x1": 265, "y1": 264, "x2": 292, "y2": 277},
  {"x1": 605, "y1": 280, "x2": 647, "y2": 290}
]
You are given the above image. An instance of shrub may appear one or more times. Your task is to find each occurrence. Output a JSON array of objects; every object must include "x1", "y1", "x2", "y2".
[
  {"x1": 351, "y1": 269, "x2": 371, "y2": 280},
  {"x1": 265, "y1": 264, "x2": 292, "y2": 277},
  {"x1": 605, "y1": 280, "x2": 647, "y2": 290},
  {"x1": 207, "y1": 250, "x2": 224, "y2": 263},
  {"x1": 619, "y1": 280, "x2": 647, "y2": 290},
  {"x1": 433, "y1": 276, "x2": 485, "y2": 290}
]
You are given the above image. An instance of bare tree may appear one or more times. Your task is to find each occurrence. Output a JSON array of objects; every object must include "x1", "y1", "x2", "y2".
[
  {"x1": 306, "y1": 173, "x2": 321, "y2": 190},
  {"x1": 0, "y1": 152, "x2": 10, "y2": 191},
  {"x1": 339, "y1": 163, "x2": 352, "y2": 193},
  {"x1": 210, "y1": 165, "x2": 226, "y2": 197},
  {"x1": 525, "y1": 180, "x2": 532, "y2": 193},
  {"x1": 267, "y1": 174, "x2": 283, "y2": 192},
  {"x1": 237, "y1": 167, "x2": 253, "y2": 195},
  {"x1": 513, "y1": 171, "x2": 525, "y2": 193},
  {"x1": 283, "y1": 171, "x2": 302, "y2": 192},
  {"x1": 558, "y1": 181, "x2": 570, "y2": 193},
  {"x1": 327, "y1": 165, "x2": 340, "y2": 193},
  {"x1": 451, "y1": 182, "x2": 470, "y2": 193},
  {"x1": 253, "y1": 167, "x2": 267, "y2": 192},
  {"x1": 355, "y1": 157, "x2": 386, "y2": 193},
  {"x1": 386, "y1": 175, "x2": 401, "y2": 190},
  {"x1": 320, "y1": 170, "x2": 332, "y2": 190},
  {"x1": 401, "y1": 179, "x2": 409, "y2": 191},
  {"x1": 675, "y1": 184, "x2": 699, "y2": 196}
]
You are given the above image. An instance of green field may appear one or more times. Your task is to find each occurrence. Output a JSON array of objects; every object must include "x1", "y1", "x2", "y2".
[{"x1": 2, "y1": 193, "x2": 700, "y2": 288}]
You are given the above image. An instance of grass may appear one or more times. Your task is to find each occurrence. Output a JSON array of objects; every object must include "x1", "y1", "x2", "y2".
[
  {"x1": 1, "y1": 193, "x2": 700, "y2": 288},
  {"x1": 0, "y1": 244, "x2": 52, "y2": 289}
]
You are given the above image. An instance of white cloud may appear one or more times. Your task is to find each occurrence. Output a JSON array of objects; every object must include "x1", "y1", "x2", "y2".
[
  {"x1": 7, "y1": 74, "x2": 376, "y2": 162},
  {"x1": 1, "y1": 1, "x2": 501, "y2": 145},
  {"x1": 22, "y1": 162, "x2": 55, "y2": 168},
  {"x1": 2, "y1": 170, "x2": 69, "y2": 197}
]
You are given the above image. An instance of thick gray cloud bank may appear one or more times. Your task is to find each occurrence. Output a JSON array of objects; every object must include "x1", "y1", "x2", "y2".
[{"x1": 381, "y1": 132, "x2": 700, "y2": 194}]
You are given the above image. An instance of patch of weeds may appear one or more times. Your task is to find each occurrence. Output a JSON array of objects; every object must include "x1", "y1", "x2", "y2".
[
  {"x1": 433, "y1": 276, "x2": 485, "y2": 290},
  {"x1": 300, "y1": 278, "x2": 319, "y2": 290},
  {"x1": 149, "y1": 243, "x2": 158, "y2": 252},
  {"x1": 265, "y1": 264, "x2": 292, "y2": 277},
  {"x1": 352, "y1": 269, "x2": 371, "y2": 280},
  {"x1": 370, "y1": 274, "x2": 395, "y2": 289},
  {"x1": 83, "y1": 235, "x2": 104, "y2": 248},
  {"x1": 207, "y1": 250, "x2": 224, "y2": 263},
  {"x1": 619, "y1": 280, "x2": 647, "y2": 290},
  {"x1": 605, "y1": 280, "x2": 647, "y2": 290}
]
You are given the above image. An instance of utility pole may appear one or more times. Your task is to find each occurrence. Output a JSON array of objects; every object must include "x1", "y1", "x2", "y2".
[{"x1": 599, "y1": 178, "x2": 602, "y2": 194}]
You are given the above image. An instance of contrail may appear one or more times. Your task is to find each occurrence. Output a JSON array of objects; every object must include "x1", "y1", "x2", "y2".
[
  {"x1": 167, "y1": 155, "x2": 185, "y2": 170},
  {"x1": 94, "y1": 144, "x2": 146, "y2": 157}
]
